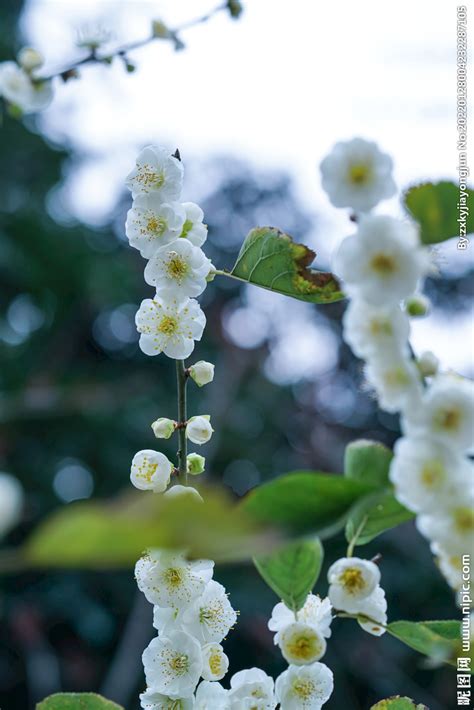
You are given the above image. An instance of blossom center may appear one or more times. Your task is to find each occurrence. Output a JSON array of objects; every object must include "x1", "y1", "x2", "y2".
[
  {"x1": 164, "y1": 567, "x2": 184, "y2": 587},
  {"x1": 370, "y1": 253, "x2": 397, "y2": 275},
  {"x1": 434, "y1": 407, "x2": 461, "y2": 432},
  {"x1": 293, "y1": 678, "x2": 316, "y2": 700},
  {"x1": 384, "y1": 367, "x2": 411, "y2": 388},
  {"x1": 166, "y1": 253, "x2": 189, "y2": 282},
  {"x1": 287, "y1": 633, "x2": 321, "y2": 661},
  {"x1": 369, "y1": 318, "x2": 392, "y2": 336},
  {"x1": 420, "y1": 460, "x2": 444, "y2": 488},
  {"x1": 147, "y1": 216, "x2": 167, "y2": 236},
  {"x1": 158, "y1": 316, "x2": 178, "y2": 336},
  {"x1": 137, "y1": 166, "x2": 165, "y2": 189},
  {"x1": 453, "y1": 507, "x2": 474, "y2": 534},
  {"x1": 349, "y1": 163, "x2": 371, "y2": 184},
  {"x1": 169, "y1": 653, "x2": 189, "y2": 675},
  {"x1": 209, "y1": 652, "x2": 222, "y2": 675},
  {"x1": 340, "y1": 567, "x2": 365, "y2": 593}
]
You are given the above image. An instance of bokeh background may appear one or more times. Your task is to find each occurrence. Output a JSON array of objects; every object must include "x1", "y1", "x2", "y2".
[{"x1": 1, "y1": 1, "x2": 473, "y2": 708}]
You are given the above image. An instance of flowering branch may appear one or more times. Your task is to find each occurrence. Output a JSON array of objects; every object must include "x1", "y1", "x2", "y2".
[
  {"x1": 176, "y1": 359, "x2": 188, "y2": 482},
  {"x1": 37, "y1": 0, "x2": 243, "y2": 82}
]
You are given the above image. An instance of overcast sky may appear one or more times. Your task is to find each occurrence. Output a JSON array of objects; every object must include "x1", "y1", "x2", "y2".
[{"x1": 21, "y1": 0, "x2": 473, "y2": 376}]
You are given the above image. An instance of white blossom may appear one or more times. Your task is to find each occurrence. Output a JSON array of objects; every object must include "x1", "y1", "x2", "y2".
[
  {"x1": 151, "y1": 418, "x2": 176, "y2": 440},
  {"x1": 189, "y1": 361, "x2": 215, "y2": 387},
  {"x1": 320, "y1": 137, "x2": 396, "y2": 212},
  {"x1": 144, "y1": 239, "x2": 212, "y2": 301},
  {"x1": 126, "y1": 196, "x2": 186, "y2": 259},
  {"x1": 164, "y1": 485, "x2": 204, "y2": 502},
  {"x1": 180, "y1": 203, "x2": 208, "y2": 247},
  {"x1": 187, "y1": 453, "x2": 206, "y2": 476},
  {"x1": 268, "y1": 595, "x2": 332, "y2": 639},
  {"x1": 432, "y1": 542, "x2": 463, "y2": 591},
  {"x1": 402, "y1": 374, "x2": 474, "y2": 452},
  {"x1": 126, "y1": 145, "x2": 184, "y2": 200},
  {"x1": 142, "y1": 631, "x2": 202, "y2": 699},
  {"x1": 365, "y1": 351, "x2": 422, "y2": 414},
  {"x1": 342, "y1": 299, "x2": 410, "y2": 360},
  {"x1": 327, "y1": 557, "x2": 380, "y2": 613},
  {"x1": 0, "y1": 61, "x2": 53, "y2": 113},
  {"x1": 275, "y1": 622, "x2": 327, "y2": 665},
  {"x1": 228, "y1": 668, "x2": 275, "y2": 709},
  {"x1": 153, "y1": 605, "x2": 182, "y2": 636},
  {"x1": 136, "y1": 296, "x2": 206, "y2": 359},
  {"x1": 181, "y1": 580, "x2": 237, "y2": 644},
  {"x1": 17, "y1": 47, "x2": 44, "y2": 72},
  {"x1": 333, "y1": 215, "x2": 429, "y2": 306},
  {"x1": 389, "y1": 437, "x2": 470, "y2": 514},
  {"x1": 135, "y1": 550, "x2": 213, "y2": 608},
  {"x1": 195, "y1": 681, "x2": 230, "y2": 710},
  {"x1": 201, "y1": 642, "x2": 229, "y2": 681},
  {"x1": 275, "y1": 662, "x2": 334, "y2": 710},
  {"x1": 0, "y1": 473, "x2": 24, "y2": 538},
  {"x1": 355, "y1": 586, "x2": 387, "y2": 636},
  {"x1": 185, "y1": 416, "x2": 214, "y2": 445},
  {"x1": 130, "y1": 449, "x2": 172, "y2": 493},
  {"x1": 417, "y1": 491, "x2": 474, "y2": 556},
  {"x1": 140, "y1": 688, "x2": 194, "y2": 710},
  {"x1": 417, "y1": 351, "x2": 439, "y2": 378}
]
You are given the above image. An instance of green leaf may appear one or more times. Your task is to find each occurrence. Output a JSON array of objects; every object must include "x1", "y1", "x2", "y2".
[
  {"x1": 404, "y1": 181, "x2": 474, "y2": 245},
  {"x1": 254, "y1": 538, "x2": 324, "y2": 612},
  {"x1": 371, "y1": 697, "x2": 428, "y2": 710},
  {"x1": 18, "y1": 487, "x2": 277, "y2": 569},
  {"x1": 241, "y1": 472, "x2": 375, "y2": 537},
  {"x1": 345, "y1": 489, "x2": 414, "y2": 546},
  {"x1": 37, "y1": 693, "x2": 123, "y2": 709},
  {"x1": 344, "y1": 439, "x2": 393, "y2": 487},
  {"x1": 228, "y1": 226, "x2": 344, "y2": 303},
  {"x1": 387, "y1": 620, "x2": 461, "y2": 667}
]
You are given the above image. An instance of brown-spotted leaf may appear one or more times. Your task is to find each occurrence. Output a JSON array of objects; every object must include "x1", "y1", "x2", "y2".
[{"x1": 229, "y1": 227, "x2": 344, "y2": 303}]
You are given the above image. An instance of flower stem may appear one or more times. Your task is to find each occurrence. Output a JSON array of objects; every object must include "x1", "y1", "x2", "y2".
[
  {"x1": 346, "y1": 515, "x2": 368, "y2": 558},
  {"x1": 176, "y1": 359, "x2": 188, "y2": 483}
]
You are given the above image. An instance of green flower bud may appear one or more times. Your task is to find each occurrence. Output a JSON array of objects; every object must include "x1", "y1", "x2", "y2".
[
  {"x1": 189, "y1": 360, "x2": 215, "y2": 387},
  {"x1": 151, "y1": 417, "x2": 176, "y2": 439},
  {"x1": 406, "y1": 295, "x2": 430, "y2": 317},
  {"x1": 187, "y1": 453, "x2": 206, "y2": 475}
]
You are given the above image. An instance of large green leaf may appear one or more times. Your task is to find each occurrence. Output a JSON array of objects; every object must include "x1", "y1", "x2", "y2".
[
  {"x1": 345, "y1": 489, "x2": 414, "y2": 546},
  {"x1": 404, "y1": 181, "x2": 474, "y2": 245},
  {"x1": 241, "y1": 472, "x2": 375, "y2": 537},
  {"x1": 254, "y1": 538, "x2": 324, "y2": 612},
  {"x1": 37, "y1": 693, "x2": 123, "y2": 709},
  {"x1": 227, "y1": 226, "x2": 344, "y2": 303},
  {"x1": 371, "y1": 697, "x2": 427, "y2": 710},
  {"x1": 17, "y1": 487, "x2": 277, "y2": 569},
  {"x1": 344, "y1": 440, "x2": 393, "y2": 487},
  {"x1": 387, "y1": 620, "x2": 461, "y2": 667}
]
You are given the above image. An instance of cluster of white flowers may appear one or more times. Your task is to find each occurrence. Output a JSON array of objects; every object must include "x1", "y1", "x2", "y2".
[
  {"x1": 0, "y1": 48, "x2": 53, "y2": 114},
  {"x1": 322, "y1": 138, "x2": 474, "y2": 596},
  {"x1": 126, "y1": 145, "x2": 213, "y2": 361}
]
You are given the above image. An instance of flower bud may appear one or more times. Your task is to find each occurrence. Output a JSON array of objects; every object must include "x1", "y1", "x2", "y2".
[
  {"x1": 151, "y1": 19, "x2": 170, "y2": 38},
  {"x1": 187, "y1": 453, "x2": 206, "y2": 475},
  {"x1": 418, "y1": 350, "x2": 439, "y2": 377},
  {"x1": 186, "y1": 415, "x2": 213, "y2": 445},
  {"x1": 151, "y1": 417, "x2": 176, "y2": 439},
  {"x1": 227, "y1": 0, "x2": 243, "y2": 18},
  {"x1": 164, "y1": 484, "x2": 203, "y2": 502},
  {"x1": 189, "y1": 360, "x2": 215, "y2": 387},
  {"x1": 406, "y1": 294, "x2": 430, "y2": 317},
  {"x1": 17, "y1": 47, "x2": 44, "y2": 72}
]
